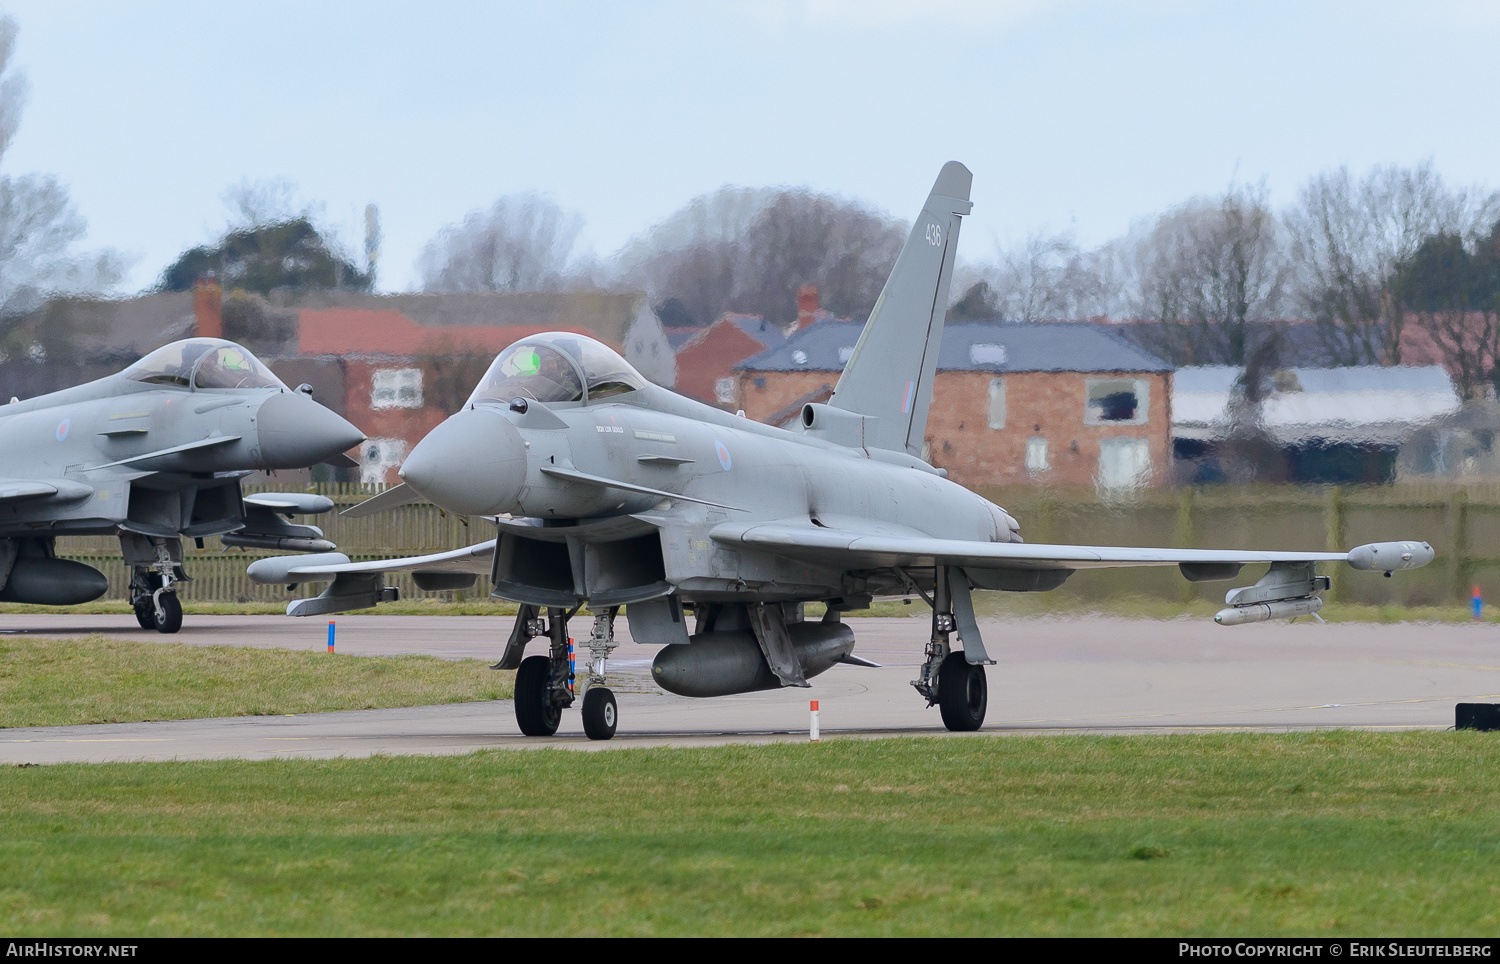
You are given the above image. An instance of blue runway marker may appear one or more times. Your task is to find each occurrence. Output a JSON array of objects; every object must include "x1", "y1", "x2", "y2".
[{"x1": 327, "y1": 621, "x2": 336, "y2": 652}]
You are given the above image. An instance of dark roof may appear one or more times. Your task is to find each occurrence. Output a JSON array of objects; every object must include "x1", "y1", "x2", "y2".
[
  {"x1": 665, "y1": 327, "x2": 705, "y2": 350},
  {"x1": 737, "y1": 320, "x2": 1173, "y2": 373},
  {"x1": 723, "y1": 313, "x2": 786, "y2": 350},
  {"x1": 1114, "y1": 320, "x2": 1355, "y2": 367}
]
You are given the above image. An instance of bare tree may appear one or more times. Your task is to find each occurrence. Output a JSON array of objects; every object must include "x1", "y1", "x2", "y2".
[
  {"x1": 617, "y1": 186, "x2": 903, "y2": 327},
  {"x1": 222, "y1": 177, "x2": 313, "y2": 229},
  {"x1": 417, "y1": 193, "x2": 584, "y2": 293},
  {"x1": 648, "y1": 240, "x2": 737, "y2": 330},
  {"x1": 0, "y1": 17, "x2": 121, "y2": 322},
  {"x1": 736, "y1": 190, "x2": 905, "y2": 323},
  {"x1": 956, "y1": 231, "x2": 1122, "y2": 322},
  {"x1": 1286, "y1": 162, "x2": 1500, "y2": 365},
  {"x1": 616, "y1": 188, "x2": 766, "y2": 326},
  {"x1": 1396, "y1": 225, "x2": 1500, "y2": 399},
  {"x1": 1127, "y1": 183, "x2": 1289, "y2": 366}
]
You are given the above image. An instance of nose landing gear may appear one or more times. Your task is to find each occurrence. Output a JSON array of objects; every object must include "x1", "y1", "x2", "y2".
[
  {"x1": 128, "y1": 539, "x2": 184, "y2": 634},
  {"x1": 507, "y1": 606, "x2": 622, "y2": 740}
]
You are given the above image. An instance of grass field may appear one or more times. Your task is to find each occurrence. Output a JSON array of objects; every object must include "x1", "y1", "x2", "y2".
[
  {"x1": 1, "y1": 732, "x2": 1496, "y2": 936},
  {"x1": 0, "y1": 635, "x2": 512, "y2": 727}
]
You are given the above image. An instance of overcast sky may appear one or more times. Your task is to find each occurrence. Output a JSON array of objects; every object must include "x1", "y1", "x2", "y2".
[{"x1": 4, "y1": 0, "x2": 1497, "y2": 294}]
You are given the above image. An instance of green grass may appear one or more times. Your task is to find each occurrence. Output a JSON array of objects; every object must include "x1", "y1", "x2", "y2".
[
  {"x1": 2, "y1": 732, "x2": 1498, "y2": 935},
  {"x1": 0, "y1": 635, "x2": 512, "y2": 727}
]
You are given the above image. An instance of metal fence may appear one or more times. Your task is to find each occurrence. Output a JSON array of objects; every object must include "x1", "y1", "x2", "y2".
[{"x1": 54, "y1": 481, "x2": 1500, "y2": 607}]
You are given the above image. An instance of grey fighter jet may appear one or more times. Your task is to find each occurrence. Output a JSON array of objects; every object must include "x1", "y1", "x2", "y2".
[
  {"x1": 1, "y1": 337, "x2": 364, "y2": 632},
  {"x1": 249, "y1": 163, "x2": 1433, "y2": 739}
]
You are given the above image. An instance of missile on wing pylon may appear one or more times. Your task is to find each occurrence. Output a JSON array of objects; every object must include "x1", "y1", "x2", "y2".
[{"x1": 1214, "y1": 596, "x2": 1324, "y2": 626}]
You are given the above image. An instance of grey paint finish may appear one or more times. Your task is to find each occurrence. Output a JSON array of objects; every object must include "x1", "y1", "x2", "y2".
[
  {"x1": 251, "y1": 164, "x2": 1432, "y2": 731},
  {"x1": 0, "y1": 337, "x2": 364, "y2": 615}
]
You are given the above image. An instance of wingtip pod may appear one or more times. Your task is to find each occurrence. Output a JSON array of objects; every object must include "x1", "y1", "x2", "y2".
[{"x1": 1346, "y1": 541, "x2": 1435, "y2": 572}]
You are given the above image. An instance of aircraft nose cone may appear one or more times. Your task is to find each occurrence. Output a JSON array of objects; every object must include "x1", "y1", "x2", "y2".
[
  {"x1": 256, "y1": 392, "x2": 366, "y2": 469},
  {"x1": 400, "y1": 407, "x2": 526, "y2": 515}
]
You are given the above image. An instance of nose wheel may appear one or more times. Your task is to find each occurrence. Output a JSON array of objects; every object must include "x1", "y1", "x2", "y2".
[
  {"x1": 514, "y1": 654, "x2": 564, "y2": 736},
  {"x1": 129, "y1": 566, "x2": 183, "y2": 634},
  {"x1": 150, "y1": 590, "x2": 183, "y2": 634},
  {"x1": 582, "y1": 687, "x2": 617, "y2": 740}
]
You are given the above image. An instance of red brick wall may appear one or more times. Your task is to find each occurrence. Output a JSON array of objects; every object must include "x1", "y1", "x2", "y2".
[
  {"x1": 925, "y1": 371, "x2": 1172, "y2": 488},
  {"x1": 738, "y1": 370, "x2": 838, "y2": 424},
  {"x1": 343, "y1": 359, "x2": 451, "y2": 483},
  {"x1": 738, "y1": 368, "x2": 1173, "y2": 488},
  {"x1": 676, "y1": 324, "x2": 770, "y2": 407}
]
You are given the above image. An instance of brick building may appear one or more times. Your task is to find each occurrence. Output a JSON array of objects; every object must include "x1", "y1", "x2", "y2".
[
  {"x1": 674, "y1": 313, "x2": 787, "y2": 408},
  {"x1": 737, "y1": 320, "x2": 1175, "y2": 490}
]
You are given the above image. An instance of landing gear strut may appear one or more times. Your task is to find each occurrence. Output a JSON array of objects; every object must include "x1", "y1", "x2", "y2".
[
  {"x1": 911, "y1": 566, "x2": 988, "y2": 732},
  {"x1": 513, "y1": 606, "x2": 577, "y2": 736},
  {"x1": 581, "y1": 609, "x2": 619, "y2": 741},
  {"x1": 507, "y1": 606, "x2": 622, "y2": 740},
  {"x1": 128, "y1": 539, "x2": 183, "y2": 634}
]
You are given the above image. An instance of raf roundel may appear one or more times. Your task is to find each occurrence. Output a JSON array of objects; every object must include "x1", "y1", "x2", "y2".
[
  {"x1": 715, "y1": 440, "x2": 732, "y2": 471},
  {"x1": 55, "y1": 418, "x2": 69, "y2": 442}
]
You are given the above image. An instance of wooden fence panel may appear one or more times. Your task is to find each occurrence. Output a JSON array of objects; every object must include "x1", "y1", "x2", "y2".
[{"x1": 48, "y1": 481, "x2": 1500, "y2": 607}]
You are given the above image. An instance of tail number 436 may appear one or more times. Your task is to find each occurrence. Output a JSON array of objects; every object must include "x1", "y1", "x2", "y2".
[{"x1": 925, "y1": 222, "x2": 943, "y2": 246}]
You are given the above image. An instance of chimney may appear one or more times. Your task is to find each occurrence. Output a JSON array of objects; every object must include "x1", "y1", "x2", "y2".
[
  {"x1": 796, "y1": 284, "x2": 819, "y2": 330},
  {"x1": 193, "y1": 274, "x2": 223, "y2": 338}
]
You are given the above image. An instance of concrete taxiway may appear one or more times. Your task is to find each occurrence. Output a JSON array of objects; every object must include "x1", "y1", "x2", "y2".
[{"x1": 0, "y1": 613, "x2": 1496, "y2": 764}]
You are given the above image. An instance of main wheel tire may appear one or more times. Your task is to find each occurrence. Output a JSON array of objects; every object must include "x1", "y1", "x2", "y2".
[
  {"x1": 937, "y1": 651, "x2": 987, "y2": 731},
  {"x1": 514, "y1": 654, "x2": 562, "y2": 736},
  {"x1": 133, "y1": 599, "x2": 154, "y2": 630},
  {"x1": 582, "y1": 687, "x2": 618, "y2": 741},
  {"x1": 153, "y1": 592, "x2": 183, "y2": 635}
]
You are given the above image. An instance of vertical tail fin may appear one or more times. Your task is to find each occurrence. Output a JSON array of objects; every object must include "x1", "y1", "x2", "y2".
[{"x1": 829, "y1": 161, "x2": 971, "y2": 457}]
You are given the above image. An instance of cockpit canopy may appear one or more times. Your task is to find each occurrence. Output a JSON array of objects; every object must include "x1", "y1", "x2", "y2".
[
  {"x1": 124, "y1": 338, "x2": 287, "y2": 391},
  {"x1": 468, "y1": 332, "x2": 645, "y2": 406}
]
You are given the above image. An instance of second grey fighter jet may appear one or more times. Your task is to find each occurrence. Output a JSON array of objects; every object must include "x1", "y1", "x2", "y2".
[
  {"x1": 1, "y1": 337, "x2": 365, "y2": 632},
  {"x1": 250, "y1": 163, "x2": 1433, "y2": 738}
]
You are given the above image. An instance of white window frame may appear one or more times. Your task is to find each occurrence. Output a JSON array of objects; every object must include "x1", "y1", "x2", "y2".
[
  {"x1": 1025, "y1": 436, "x2": 1049, "y2": 474},
  {"x1": 987, "y1": 377, "x2": 1006, "y2": 430},
  {"x1": 1084, "y1": 377, "x2": 1149, "y2": 426},
  {"x1": 372, "y1": 368, "x2": 423, "y2": 410},
  {"x1": 714, "y1": 377, "x2": 736, "y2": 404},
  {"x1": 1096, "y1": 436, "x2": 1152, "y2": 491}
]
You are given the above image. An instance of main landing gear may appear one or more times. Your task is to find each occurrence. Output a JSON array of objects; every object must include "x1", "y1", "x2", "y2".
[
  {"x1": 508, "y1": 606, "x2": 620, "y2": 740},
  {"x1": 128, "y1": 539, "x2": 184, "y2": 634},
  {"x1": 911, "y1": 565, "x2": 988, "y2": 731}
]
